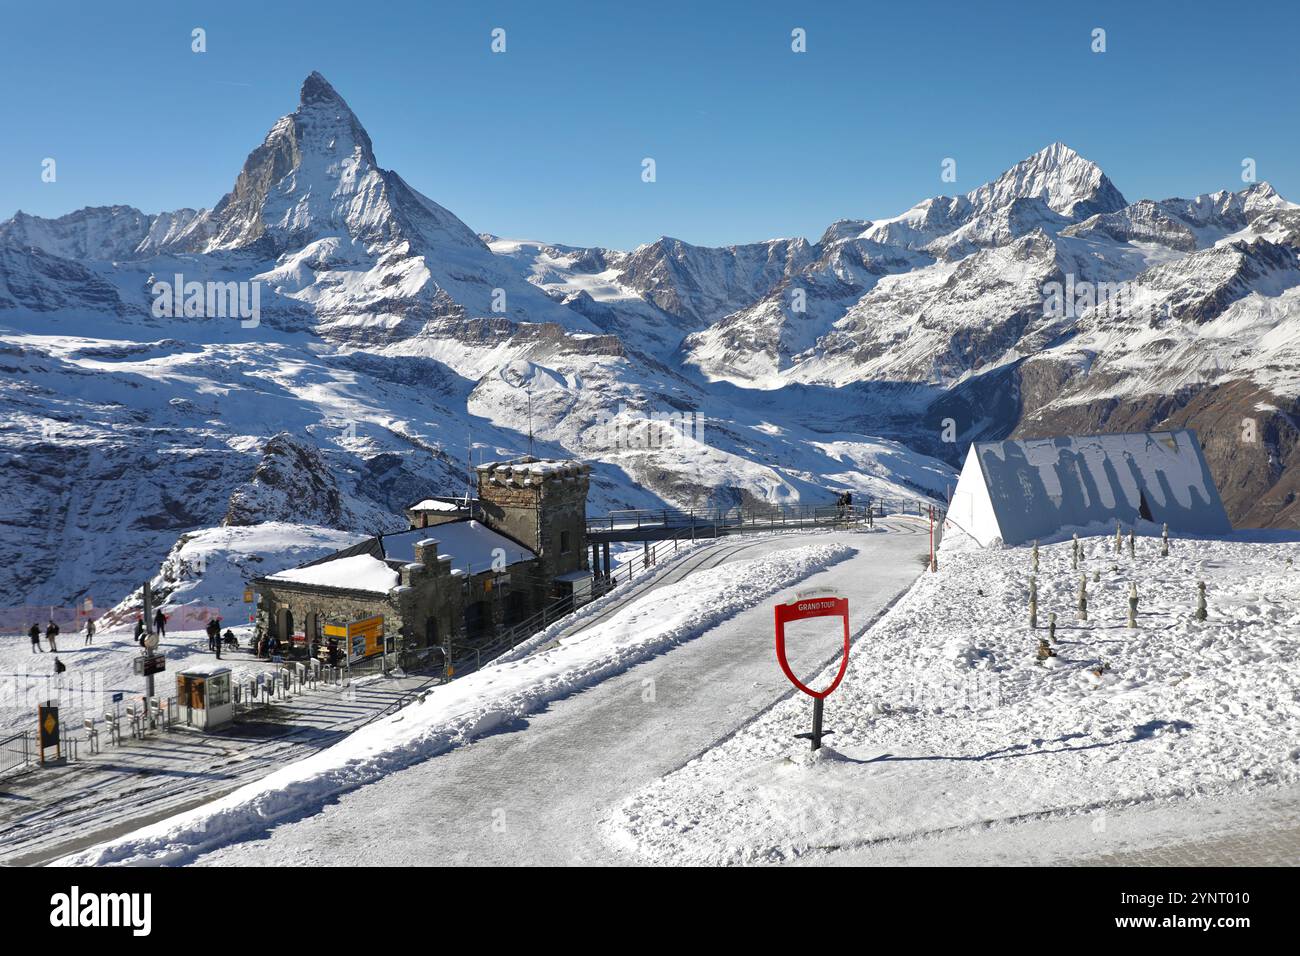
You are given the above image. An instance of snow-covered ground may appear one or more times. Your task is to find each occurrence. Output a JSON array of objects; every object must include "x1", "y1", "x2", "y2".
[
  {"x1": 0, "y1": 622, "x2": 281, "y2": 739},
  {"x1": 0, "y1": 522, "x2": 366, "y2": 737},
  {"x1": 607, "y1": 532, "x2": 1300, "y2": 864},
  {"x1": 57, "y1": 537, "x2": 858, "y2": 865}
]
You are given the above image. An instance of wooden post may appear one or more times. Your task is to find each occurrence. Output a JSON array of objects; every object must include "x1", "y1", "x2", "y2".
[
  {"x1": 1078, "y1": 574, "x2": 1088, "y2": 622},
  {"x1": 1127, "y1": 582, "x2": 1138, "y2": 628},
  {"x1": 1195, "y1": 581, "x2": 1207, "y2": 621}
]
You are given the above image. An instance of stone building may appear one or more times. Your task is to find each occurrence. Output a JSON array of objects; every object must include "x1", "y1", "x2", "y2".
[{"x1": 251, "y1": 457, "x2": 592, "y2": 669}]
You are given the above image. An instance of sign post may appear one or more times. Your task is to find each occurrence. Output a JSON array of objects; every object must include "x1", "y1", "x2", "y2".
[
  {"x1": 37, "y1": 701, "x2": 60, "y2": 765},
  {"x1": 774, "y1": 590, "x2": 850, "y2": 750}
]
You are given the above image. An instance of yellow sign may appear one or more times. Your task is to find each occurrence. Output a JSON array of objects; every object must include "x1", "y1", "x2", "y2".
[
  {"x1": 349, "y1": 616, "x2": 384, "y2": 659},
  {"x1": 324, "y1": 616, "x2": 384, "y2": 661},
  {"x1": 243, "y1": 589, "x2": 254, "y2": 603}
]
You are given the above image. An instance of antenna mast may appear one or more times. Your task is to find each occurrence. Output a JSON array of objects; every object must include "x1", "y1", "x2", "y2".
[{"x1": 527, "y1": 390, "x2": 534, "y2": 457}]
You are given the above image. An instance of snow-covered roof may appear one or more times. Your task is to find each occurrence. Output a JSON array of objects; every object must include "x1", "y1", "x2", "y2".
[
  {"x1": 268, "y1": 552, "x2": 400, "y2": 593},
  {"x1": 267, "y1": 520, "x2": 537, "y2": 590},
  {"x1": 408, "y1": 498, "x2": 465, "y2": 512},
  {"x1": 379, "y1": 522, "x2": 535, "y2": 572},
  {"x1": 476, "y1": 456, "x2": 588, "y2": 479},
  {"x1": 177, "y1": 663, "x2": 232, "y2": 678},
  {"x1": 949, "y1": 430, "x2": 1232, "y2": 547}
]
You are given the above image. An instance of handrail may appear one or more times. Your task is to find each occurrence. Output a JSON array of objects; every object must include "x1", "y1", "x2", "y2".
[{"x1": 585, "y1": 496, "x2": 942, "y2": 534}]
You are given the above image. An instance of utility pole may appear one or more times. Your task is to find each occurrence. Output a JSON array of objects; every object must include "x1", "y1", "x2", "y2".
[{"x1": 466, "y1": 429, "x2": 473, "y2": 501}]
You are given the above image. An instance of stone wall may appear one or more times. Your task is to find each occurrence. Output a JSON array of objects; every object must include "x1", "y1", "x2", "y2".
[{"x1": 476, "y1": 459, "x2": 591, "y2": 603}]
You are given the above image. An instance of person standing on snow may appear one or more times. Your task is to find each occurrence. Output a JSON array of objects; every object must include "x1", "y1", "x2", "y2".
[
  {"x1": 46, "y1": 620, "x2": 59, "y2": 653},
  {"x1": 29, "y1": 623, "x2": 42, "y2": 653},
  {"x1": 153, "y1": 608, "x2": 167, "y2": 639},
  {"x1": 84, "y1": 617, "x2": 95, "y2": 645},
  {"x1": 134, "y1": 616, "x2": 145, "y2": 644}
]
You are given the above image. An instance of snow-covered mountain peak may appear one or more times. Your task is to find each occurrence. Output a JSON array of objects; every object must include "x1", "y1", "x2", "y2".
[
  {"x1": 291, "y1": 70, "x2": 378, "y2": 167},
  {"x1": 193, "y1": 70, "x2": 404, "y2": 254},
  {"x1": 966, "y1": 141, "x2": 1128, "y2": 218}
]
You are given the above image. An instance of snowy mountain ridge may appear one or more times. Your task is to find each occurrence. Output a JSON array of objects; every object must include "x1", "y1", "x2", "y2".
[{"x1": 2, "y1": 71, "x2": 1298, "y2": 611}]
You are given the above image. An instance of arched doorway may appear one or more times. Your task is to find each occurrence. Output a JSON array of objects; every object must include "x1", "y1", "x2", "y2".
[{"x1": 276, "y1": 608, "x2": 294, "y2": 642}]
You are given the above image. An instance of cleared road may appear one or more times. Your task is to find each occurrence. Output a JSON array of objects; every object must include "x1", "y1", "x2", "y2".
[{"x1": 194, "y1": 523, "x2": 928, "y2": 866}]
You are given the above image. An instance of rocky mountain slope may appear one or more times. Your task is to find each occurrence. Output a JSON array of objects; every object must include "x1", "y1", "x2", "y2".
[{"x1": 2, "y1": 72, "x2": 1297, "y2": 610}]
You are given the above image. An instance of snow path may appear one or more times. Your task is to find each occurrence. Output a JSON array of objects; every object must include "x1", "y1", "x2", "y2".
[{"x1": 61, "y1": 527, "x2": 922, "y2": 865}]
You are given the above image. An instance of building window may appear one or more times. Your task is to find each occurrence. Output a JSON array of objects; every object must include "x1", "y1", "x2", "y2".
[{"x1": 560, "y1": 530, "x2": 572, "y2": 554}]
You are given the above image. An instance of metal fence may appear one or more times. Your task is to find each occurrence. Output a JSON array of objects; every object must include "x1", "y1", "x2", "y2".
[
  {"x1": 587, "y1": 496, "x2": 939, "y2": 536},
  {"x1": 0, "y1": 731, "x2": 32, "y2": 776}
]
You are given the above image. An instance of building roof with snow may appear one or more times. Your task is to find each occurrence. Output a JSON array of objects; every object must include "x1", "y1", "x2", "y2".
[
  {"x1": 947, "y1": 430, "x2": 1232, "y2": 547},
  {"x1": 376, "y1": 523, "x2": 535, "y2": 572},
  {"x1": 408, "y1": 498, "x2": 467, "y2": 513},
  {"x1": 265, "y1": 519, "x2": 537, "y2": 593}
]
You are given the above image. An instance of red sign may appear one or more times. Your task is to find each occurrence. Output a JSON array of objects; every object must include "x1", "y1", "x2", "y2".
[{"x1": 774, "y1": 594, "x2": 850, "y2": 699}]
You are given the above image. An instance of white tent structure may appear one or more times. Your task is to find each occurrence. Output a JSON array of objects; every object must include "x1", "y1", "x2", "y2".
[{"x1": 946, "y1": 430, "x2": 1232, "y2": 547}]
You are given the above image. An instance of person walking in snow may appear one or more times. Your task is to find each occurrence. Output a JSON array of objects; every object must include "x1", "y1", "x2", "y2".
[
  {"x1": 134, "y1": 616, "x2": 145, "y2": 644},
  {"x1": 29, "y1": 623, "x2": 42, "y2": 653},
  {"x1": 153, "y1": 608, "x2": 167, "y2": 639},
  {"x1": 84, "y1": 617, "x2": 95, "y2": 645},
  {"x1": 46, "y1": 620, "x2": 59, "y2": 653}
]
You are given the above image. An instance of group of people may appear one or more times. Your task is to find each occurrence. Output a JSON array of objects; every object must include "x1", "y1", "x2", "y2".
[
  {"x1": 254, "y1": 632, "x2": 281, "y2": 659},
  {"x1": 28, "y1": 620, "x2": 72, "y2": 675},
  {"x1": 205, "y1": 616, "x2": 226, "y2": 657},
  {"x1": 28, "y1": 620, "x2": 60, "y2": 653},
  {"x1": 22, "y1": 606, "x2": 252, "y2": 674},
  {"x1": 132, "y1": 608, "x2": 168, "y2": 644}
]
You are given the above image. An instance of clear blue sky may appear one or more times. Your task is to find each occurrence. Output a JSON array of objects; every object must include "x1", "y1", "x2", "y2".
[{"x1": 1, "y1": 0, "x2": 1297, "y2": 249}]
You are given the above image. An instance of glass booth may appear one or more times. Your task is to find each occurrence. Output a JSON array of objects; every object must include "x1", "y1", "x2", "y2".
[{"x1": 176, "y1": 666, "x2": 233, "y2": 730}]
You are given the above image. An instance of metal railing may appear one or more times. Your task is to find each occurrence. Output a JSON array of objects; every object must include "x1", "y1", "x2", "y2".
[
  {"x1": 586, "y1": 496, "x2": 938, "y2": 536},
  {"x1": 0, "y1": 731, "x2": 32, "y2": 776}
]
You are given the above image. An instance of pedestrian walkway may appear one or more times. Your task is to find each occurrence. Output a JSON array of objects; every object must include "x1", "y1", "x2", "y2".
[
  {"x1": 1067, "y1": 810, "x2": 1300, "y2": 866},
  {"x1": 0, "y1": 668, "x2": 442, "y2": 866}
]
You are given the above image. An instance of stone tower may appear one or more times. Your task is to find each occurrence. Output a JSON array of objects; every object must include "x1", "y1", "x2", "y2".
[{"x1": 475, "y1": 458, "x2": 591, "y2": 580}]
